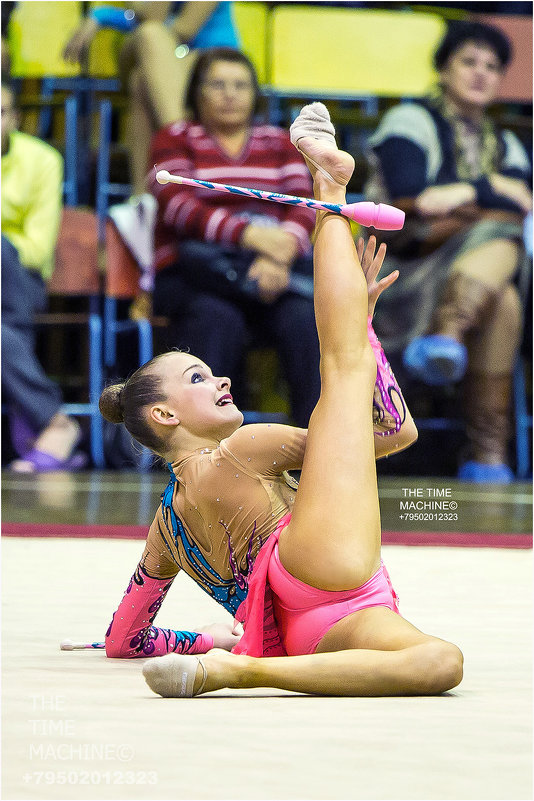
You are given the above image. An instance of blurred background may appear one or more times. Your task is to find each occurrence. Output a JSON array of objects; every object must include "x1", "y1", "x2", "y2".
[{"x1": 1, "y1": 0, "x2": 532, "y2": 480}]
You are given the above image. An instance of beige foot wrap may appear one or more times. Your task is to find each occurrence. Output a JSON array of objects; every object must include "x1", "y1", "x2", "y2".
[
  {"x1": 289, "y1": 102, "x2": 337, "y2": 181},
  {"x1": 142, "y1": 653, "x2": 207, "y2": 698},
  {"x1": 289, "y1": 102, "x2": 336, "y2": 148}
]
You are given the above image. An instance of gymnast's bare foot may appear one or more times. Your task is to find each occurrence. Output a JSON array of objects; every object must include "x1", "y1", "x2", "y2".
[
  {"x1": 199, "y1": 648, "x2": 250, "y2": 694},
  {"x1": 298, "y1": 136, "x2": 355, "y2": 189}
]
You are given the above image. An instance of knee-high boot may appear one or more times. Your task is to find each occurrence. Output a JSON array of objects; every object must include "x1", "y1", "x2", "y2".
[
  {"x1": 403, "y1": 273, "x2": 497, "y2": 385},
  {"x1": 457, "y1": 372, "x2": 514, "y2": 483}
]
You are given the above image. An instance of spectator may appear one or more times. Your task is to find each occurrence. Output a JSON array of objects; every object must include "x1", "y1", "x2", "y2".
[
  {"x1": 63, "y1": 2, "x2": 239, "y2": 197},
  {"x1": 1, "y1": 80, "x2": 85, "y2": 472},
  {"x1": 1, "y1": 1, "x2": 16, "y2": 74},
  {"x1": 148, "y1": 48, "x2": 320, "y2": 428},
  {"x1": 365, "y1": 20, "x2": 531, "y2": 482}
]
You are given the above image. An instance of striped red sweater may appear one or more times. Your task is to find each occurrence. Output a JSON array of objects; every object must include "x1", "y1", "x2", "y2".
[{"x1": 148, "y1": 121, "x2": 315, "y2": 272}]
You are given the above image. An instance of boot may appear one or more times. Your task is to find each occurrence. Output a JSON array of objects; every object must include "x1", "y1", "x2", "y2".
[
  {"x1": 403, "y1": 273, "x2": 497, "y2": 385},
  {"x1": 457, "y1": 372, "x2": 514, "y2": 483}
]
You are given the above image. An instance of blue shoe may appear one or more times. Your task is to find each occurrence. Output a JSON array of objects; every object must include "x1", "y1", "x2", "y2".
[
  {"x1": 457, "y1": 461, "x2": 514, "y2": 483},
  {"x1": 403, "y1": 335, "x2": 468, "y2": 386}
]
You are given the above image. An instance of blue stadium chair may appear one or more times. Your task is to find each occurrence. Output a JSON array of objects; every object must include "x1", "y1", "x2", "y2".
[
  {"x1": 35, "y1": 207, "x2": 105, "y2": 468},
  {"x1": 40, "y1": 77, "x2": 120, "y2": 205},
  {"x1": 96, "y1": 98, "x2": 131, "y2": 240},
  {"x1": 98, "y1": 99, "x2": 154, "y2": 471},
  {"x1": 514, "y1": 355, "x2": 532, "y2": 480},
  {"x1": 514, "y1": 233, "x2": 533, "y2": 479}
]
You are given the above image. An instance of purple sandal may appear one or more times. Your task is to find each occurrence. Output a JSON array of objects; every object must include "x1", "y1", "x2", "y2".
[
  {"x1": 9, "y1": 448, "x2": 88, "y2": 473},
  {"x1": 8, "y1": 412, "x2": 37, "y2": 457}
]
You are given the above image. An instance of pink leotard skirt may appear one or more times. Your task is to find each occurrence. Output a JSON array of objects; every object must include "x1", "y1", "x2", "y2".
[{"x1": 267, "y1": 542, "x2": 400, "y2": 656}]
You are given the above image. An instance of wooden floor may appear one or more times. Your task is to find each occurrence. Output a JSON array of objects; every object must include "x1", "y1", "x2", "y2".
[{"x1": 1, "y1": 471, "x2": 532, "y2": 801}]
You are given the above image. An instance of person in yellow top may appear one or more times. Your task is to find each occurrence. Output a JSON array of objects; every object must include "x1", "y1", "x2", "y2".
[{"x1": 1, "y1": 80, "x2": 86, "y2": 472}]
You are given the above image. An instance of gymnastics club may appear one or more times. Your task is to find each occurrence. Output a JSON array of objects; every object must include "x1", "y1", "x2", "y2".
[
  {"x1": 155, "y1": 170, "x2": 405, "y2": 231},
  {"x1": 60, "y1": 639, "x2": 105, "y2": 651}
]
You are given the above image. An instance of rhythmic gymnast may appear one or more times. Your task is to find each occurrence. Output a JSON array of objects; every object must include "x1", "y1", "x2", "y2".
[{"x1": 100, "y1": 103, "x2": 463, "y2": 697}]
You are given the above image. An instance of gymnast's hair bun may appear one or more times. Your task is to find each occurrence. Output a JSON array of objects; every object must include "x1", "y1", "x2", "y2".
[{"x1": 99, "y1": 383, "x2": 125, "y2": 424}]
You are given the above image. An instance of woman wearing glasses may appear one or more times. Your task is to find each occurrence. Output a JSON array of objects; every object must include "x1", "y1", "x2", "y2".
[{"x1": 148, "y1": 47, "x2": 321, "y2": 430}]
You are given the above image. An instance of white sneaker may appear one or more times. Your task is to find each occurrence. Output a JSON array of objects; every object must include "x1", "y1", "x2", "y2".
[{"x1": 108, "y1": 193, "x2": 157, "y2": 290}]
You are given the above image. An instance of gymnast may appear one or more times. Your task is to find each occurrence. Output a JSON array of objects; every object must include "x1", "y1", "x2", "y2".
[{"x1": 100, "y1": 104, "x2": 463, "y2": 697}]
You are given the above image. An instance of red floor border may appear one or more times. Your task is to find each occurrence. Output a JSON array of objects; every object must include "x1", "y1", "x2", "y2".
[{"x1": 1, "y1": 522, "x2": 531, "y2": 548}]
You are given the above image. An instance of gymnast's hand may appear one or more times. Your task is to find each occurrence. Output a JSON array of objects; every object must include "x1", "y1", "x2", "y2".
[
  {"x1": 195, "y1": 621, "x2": 243, "y2": 651},
  {"x1": 357, "y1": 236, "x2": 398, "y2": 318}
]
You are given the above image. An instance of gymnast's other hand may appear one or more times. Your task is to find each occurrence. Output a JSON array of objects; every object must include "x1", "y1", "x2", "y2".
[
  {"x1": 195, "y1": 621, "x2": 243, "y2": 651},
  {"x1": 247, "y1": 256, "x2": 291, "y2": 304},
  {"x1": 357, "y1": 236, "x2": 398, "y2": 317}
]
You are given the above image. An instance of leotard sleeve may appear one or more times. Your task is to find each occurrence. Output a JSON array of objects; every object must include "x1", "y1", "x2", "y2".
[
  {"x1": 368, "y1": 316, "x2": 418, "y2": 458},
  {"x1": 105, "y1": 509, "x2": 214, "y2": 659}
]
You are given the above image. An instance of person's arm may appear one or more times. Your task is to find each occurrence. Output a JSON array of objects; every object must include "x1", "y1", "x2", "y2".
[
  {"x1": 485, "y1": 174, "x2": 532, "y2": 214},
  {"x1": 223, "y1": 239, "x2": 418, "y2": 462},
  {"x1": 63, "y1": 17, "x2": 100, "y2": 64},
  {"x1": 374, "y1": 136, "x2": 475, "y2": 217},
  {"x1": 169, "y1": 1, "x2": 219, "y2": 44},
  {"x1": 105, "y1": 516, "x2": 240, "y2": 658},
  {"x1": 375, "y1": 135, "x2": 522, "y2": 252},
  {"x1": 63, "y1": 6, "x2": 139, "y2": 64},
  {"x1": 357, "y1": 236, "x2": 418, "y2": 459},
  {"x1": 485, "y1": 129, "x2": 532, "y2": 212},
  {"x1": 6, "y1": 147, "x2": 63, "y2": 272},
  {"x1": 368, "y1": 323, "x2": 418, "y2": 459},
  {"x1": 377, "y1": 126, "x2": 530, "y2": 218},
  {"x1": 105, "y1": 561, "x2": 211, "y2": 658},
  {"x1": 242, "y1": 132, "x2": 316, "y2": 266}
]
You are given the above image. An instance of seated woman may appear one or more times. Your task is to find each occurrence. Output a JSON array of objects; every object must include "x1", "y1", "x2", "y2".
[
  {"x1": 149, "y1": 48, "x2": 321, "y2": 428},
  {"x1": 99, "y1": 104, "x2": 463, "y2": 699},
  {"x1": 365, "y1": 20, "x2": 532, "y2": 483}
]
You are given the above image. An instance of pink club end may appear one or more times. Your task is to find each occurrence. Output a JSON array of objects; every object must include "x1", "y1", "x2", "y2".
[{"x1": 342, "y1": 202, "x2": 405, "y2": 231}]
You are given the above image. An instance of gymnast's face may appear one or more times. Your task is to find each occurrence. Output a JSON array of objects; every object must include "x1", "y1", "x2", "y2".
[
  {"x1": 198, "y1": 60, "x2": 256, "y2": 131},
  {"x1": 151, "y1": 352, "x2": 243, "y2": 441},
  {"x1": 440, "y1": 41, "x2": 503, "y2": 111}
]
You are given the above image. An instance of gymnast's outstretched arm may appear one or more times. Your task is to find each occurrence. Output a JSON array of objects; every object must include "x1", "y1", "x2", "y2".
[
  {"x1": 357, "y1": 235, "x2": 418, "y2": 458},
  {"x1": 105, "y1": 561, "x2": 207, "y2": 658},
  {"x1": 105, "y1": 559, "x2": 240, "y2": 658}
]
